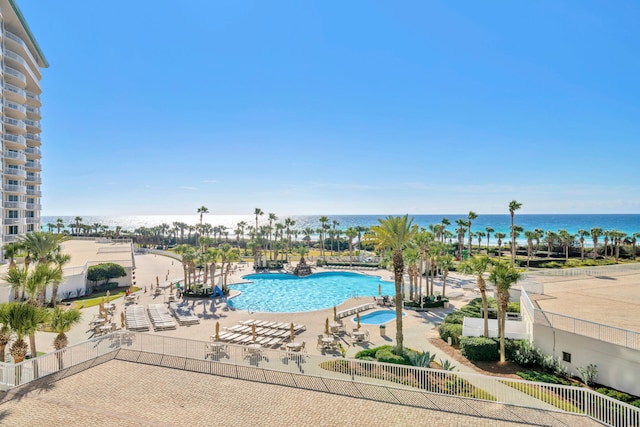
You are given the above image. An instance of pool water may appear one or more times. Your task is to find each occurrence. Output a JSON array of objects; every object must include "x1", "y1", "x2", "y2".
[
  {"x1": 230, "y1": 272, "x2": 394, "y2": 313},
  {"x1": 356, "y1": 310, "x2": 405, "y2": 325}
]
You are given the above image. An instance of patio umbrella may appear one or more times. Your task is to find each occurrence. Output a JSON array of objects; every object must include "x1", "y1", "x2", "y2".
[
  {"x1": 215, "y1": 321, "x2": 220, "y2": 341},
  {"x1": 333, "y1": 306, "x2": 337, "y2": 322},
  {"x1": 252, "y1": 323, "x2": 256, "y2": 343},
  {"x1": 120, "y1": 311, "x2": 125, "y2": 328},
  {"x1": 378, "y1": 283, "x2": 381, "y2": 296},
  {"x1": 356, "y1": 312, "x2": 361, "y2": 330},
  {"x1": 106, "y1": 290, "x2": 110, "y2": 304},
  {"x1": 156, "y1": 276, "x2": 159, "y2": 286},
  {"x1": 290, "y1": 322, "x2": 295, "y2": 342},
  {"x1": 325, "y1": 317, "x2": 329, "y2": 335}
]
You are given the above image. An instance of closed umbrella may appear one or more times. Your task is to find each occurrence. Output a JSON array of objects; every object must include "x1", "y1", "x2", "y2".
[
  {"x1": 333, "y1": 306, "x2": 337, "y2": 322},
  {"x1": 378, "y1": 283, "x2": 381, "y2": 296},
  {"x1": 120, "y1": 311, "x2": 125, "y2": 328},
  {"x1": 325, "y1": 317, "x2": 329, "y2": 335},
  {"x1": 290, "y1": 322, "x2": 295, "y2": 343},
  {"x1": 215, "y1": 321, "x2": 220, "y2": 341},
  {"x1": 356, "y1": 312, "x2": 361, "y2": 330},
  {"x1": 106, "y1": 290, "x2": 110, "y2": 304},
  {"x1": 252, "y1": 323, "x2": 256, "y2": 343}
]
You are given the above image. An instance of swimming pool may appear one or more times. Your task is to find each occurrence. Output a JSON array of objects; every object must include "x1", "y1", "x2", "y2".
[
  {"x1": 356, "y1": 310, "x2": 405, "y2": 325},
  {"x1": 230, "y1": 272, "x2": 394, "y2": 313}
]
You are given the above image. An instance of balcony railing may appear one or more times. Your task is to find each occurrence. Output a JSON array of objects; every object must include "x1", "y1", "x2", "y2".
[
  {"x1": 3, "y1": 201, "x2": 26, "y2": 209},
  {"x1": 3, "y1": 235, "x2": 19, "y2": 243},
  {"x1": 26, "y1": 92, "x2": 40, "y2": 102},
  {"x1": 4, "y1": 100, "x2": 27, "y2": 115},
  {"x1": 25, "y1": 133, "x2": 41, "y2": 143},
  {"x1": 25, "y1": 203, "x2": 40, "y2": 210},
  {"x1": 3, "y1": 218, "x2": 23, "y2": 225},
  {"x1": 4, "y1": 49, "x2": 40, "y2": 87},
  {"x1": 4, "y1": 31, "x2": 42, "y2": 78},
  {"x1": 3, "y1": 184, "x2": 26, "y2": 193},
  {"x1": 25, "y1": 175, "x2": 41, "y2": 183},
  {"x1": 5, "y1": 168, "x2": 26, "y2": 178},
  {"x1": 3, "y1": 117, "x2": 26, "y2": 130},
  {"x1": 24, "y1": 146, "x2": 41, "y2": 157},
  {"x1": 4, "y1": 83, "x2": 26, "y2": 99},
  {"x1": 24, "y1": 119, "x2": 41, "y2": 130},
  {"x1": 4, "y1": 66, "x2": 26, "y2": 84},
  {"x1": 4, "y1": 151, "x2": 27, "y2": 162},
  {"x1": 25, "y1": 161, "x2": 41, "y2": 170},
  {"x1": 26, "y1": 189, "x2": 41, "y2": 196},
  {"x1": 5, "y1": 134, "x2": 26, "y2": 146},
  {"x1": 25, "y1": 105, "x2": 41, "y2": 117},
  {"x1": 25, "y1": 217, "x2": 39, "y2": 224}
]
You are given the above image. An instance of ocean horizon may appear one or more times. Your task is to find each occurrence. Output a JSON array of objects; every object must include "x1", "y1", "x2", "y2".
[{"x1": 41, "y1": 214, "x2": 640, "y2": 244}]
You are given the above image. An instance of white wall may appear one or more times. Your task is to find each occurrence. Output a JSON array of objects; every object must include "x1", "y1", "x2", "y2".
[
  {"x1": 533, "y1": 324, "x2": 640, "y2": 396},
  {"x1": 463, "y1": 317, "x2": 529, "y2": 340}
]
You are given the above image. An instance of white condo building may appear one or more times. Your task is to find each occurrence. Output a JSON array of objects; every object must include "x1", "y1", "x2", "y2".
[{"x1": 0, "y1": 0, "x2": 47, "y2": 246}]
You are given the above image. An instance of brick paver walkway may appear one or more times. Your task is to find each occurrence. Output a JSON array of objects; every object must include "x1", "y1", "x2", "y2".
[{"x1": 0, "y1": 360, "x2": 600, "y2": 426}]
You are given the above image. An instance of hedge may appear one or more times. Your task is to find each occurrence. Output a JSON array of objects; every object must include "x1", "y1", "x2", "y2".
[
  {"x1": 438, "y1": 323, "x2": 463, "y2": 346},
  {"x1": 460, "y1": 337, "x2": 498, "y2": 361}
]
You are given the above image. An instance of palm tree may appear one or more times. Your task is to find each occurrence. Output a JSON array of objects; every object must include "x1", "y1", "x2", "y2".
[
  {"x1": 74, "y1": 216, "x2": 83, "y2": 236},
  {"x1": 6, "y1": 302, "x2": 49, "y2": 365},
  {"x1": 437, "y1": 254, "x2": 454, "y2": 298},
  {"x1": 611, "y1": 230, "x2": 626, "y2": 262},
  {"x1": 318, "y1": 216, "x2": 329, "y2": 259},
  {"x1": 0, "y1": 303, "x2": 12, "y2": 362},
  {"x1": 577, "y1": 229, "x2": 588, "y2": 260},
  {"x1": 485, "y1": 227, "x2": 494, "y2": 249},
  {"x1": 413, "y1": 230, "x2": 433, "y2": 304},
  {"x1": 267, "y1": 213, "x2": 278, "y2": 259},
  {"x1": 488, "y1": 260, "x2": 521, "y2": 363},
  {"x1": 508, "y1": 200, "x2": 522, "y2": 264},
  {"x1": 440, "y1": 217, "x2": 450, "y2": 242},
  {"x1": 55, "y1": 218, "x2": 64, "y2": 234},
  {"x1": 49, "y1": 307, "x2": 82, "y2": 368},
  {"x1": 495, "y1": 232, "x2": 507, "y2": 258},
  {"x1": 558, "y1": 230, "x2": 574, "y2": 261},
  {"x1": 467, "y1": 211, "x2": 477, "y2": 257},
  {"x1": 368, "y1": 215, "x2": 417, "y2": 355},
  {"x1": 459, "y1": 255, "x2": 492, "y2": 337},
  {"x1": 524, "y1": 230, "x2": 536, "y2": 268},
  {"x1": 50, "y1": 252, "x2": 71, "y2": 308},
  {"x1": 590, "y1": 227, "x2": 603, "y2": 260},
  {"x1": 476, "y1": 231, "x2": 486, "y2": 250},
  {"x1": 455, "y1": 219, "x2": 468, "y2": 260},
  {"x1": 3, "y1": 265, "x2": 28, "y2": 302},
  {"x1": 197, "y1": 206, "x2": 209, "y2": 230},
  {"x1": 19, "y1": 231, "x2": 69, "y2": 265}
]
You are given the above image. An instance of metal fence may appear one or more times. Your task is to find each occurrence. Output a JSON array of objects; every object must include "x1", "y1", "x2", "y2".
[
  {"x1": 521, "y1": 289, "x2": 640, "y2": 351},
  {"x1": 0, "y1": 331, "x2": 638, "y2": 426},
  {"x1": 529, "y1": 263, "x2": 640, "y2": 277}
]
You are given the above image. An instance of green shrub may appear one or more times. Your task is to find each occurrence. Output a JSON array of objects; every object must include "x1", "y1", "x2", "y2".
[
  {"x1": 631, "y1": 400, "x2": 640, "y2": 408},
  {"x1": 596, "y1": 387, "x2": 634, "y2": 403},
  {"x1": 507, "y1": 302, "x2": 520, "y2": 313},
  {"x1": 517, "y1": 370, "x2": 572, "y2": 385},
  {"x1": 460, "y1": 337, "x2": 498, "y2": 361},
  {"x1": 443, "y1": 311, "x2": 465, "y2": 324},
  {"x1": 355, "y1": 345, "x2": 393, "y2": 360},
  {"x1": 512, "y1": 340, "x2": 545, "y2": 367},
  {"x1": 375, "y1": 349, "x2": 408, "y2": 365},
  {"x1": 438, "y1": 324, "x2": 462, "y2": 346}
]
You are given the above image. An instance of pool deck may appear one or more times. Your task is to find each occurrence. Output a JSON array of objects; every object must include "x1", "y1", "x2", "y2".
[{"x1": 9, "y1": 252, "x2": 606, "y2": 426}]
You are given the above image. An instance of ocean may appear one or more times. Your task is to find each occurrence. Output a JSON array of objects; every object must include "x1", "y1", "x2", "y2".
[{"x1": 40, "y1": 214, "x2": 640, "y2": 244}]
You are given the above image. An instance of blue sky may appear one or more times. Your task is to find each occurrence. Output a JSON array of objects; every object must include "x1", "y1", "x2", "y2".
[{"x1": 19, "y1": 0, "x2": 640, "y2": 216}]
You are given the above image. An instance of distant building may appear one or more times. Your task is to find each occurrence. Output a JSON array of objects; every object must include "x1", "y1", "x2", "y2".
[{"x1": 0, "y1": 0, "x2": 48, "y2": 249}]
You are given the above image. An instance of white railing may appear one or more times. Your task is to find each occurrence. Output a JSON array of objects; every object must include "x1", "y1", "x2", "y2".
[
  {"x1": 336, "y1": 302, "x2": 375, "y2": 319},
  {"x1": 25, "y1": 133, "x2": 41, "y2": 142},
  {"x1": 530, "y1": 263, "x2": 640, "y2": 277},
  {"x1": 521, "y1": 288, "x2": 640, "y2": 351},
  {"x1": 3, "y1": 184, "x2": 26, "y2": 193},
  {"x1": 24, "y1": 146, "x2": 41, "y2": 156},
  {"x1": 26, "y1": 92, "x2": 40, "y2": 103},
  {"x1": 4, "y1": 82, "x2": 26, "y2": 98},
  {"x1": 0, "y1": 331, "x2": 635, "y2": 426},
  {"x1": 3, "y1": 31, "x2": 41, "y2": 78},
  {"x1": 5, "y1": 134, "x2": 26, "y2": 146},
  {"x1": 24, "y1": 119, "x2": 40, "y2": 129},
  {"x1": 4, "y1": 66, "x2": 26, "y2": 83},
  {"x1": 4, "y1": 150, "x2": 26, "y2": 162},
  {"x1": 4, "y1": 49, "x2": 40, "y2": 85},
  {"x1": 3, "y1": 117, "x2": 26, "y2": 130}
]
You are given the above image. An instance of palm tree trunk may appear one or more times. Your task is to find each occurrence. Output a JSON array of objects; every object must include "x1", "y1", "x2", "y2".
[{"x1": 393, "y1": 249, "x2": 404, "y2": 355}]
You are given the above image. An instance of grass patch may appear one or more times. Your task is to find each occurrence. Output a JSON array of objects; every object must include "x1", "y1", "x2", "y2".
[{"x1": 70, "y1": 287, "x2": 140, "y2": 309}]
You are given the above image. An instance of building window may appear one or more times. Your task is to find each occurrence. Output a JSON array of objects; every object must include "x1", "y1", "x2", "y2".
[
  {"x1": 8, "y1": 180, "x2": 18, "y2": 186},
  {"x1": 562, "y1": 352, "x2": 571, "y2": 363},
  {"x1": 8, "y1": 211, "x2": 18, "y2": 219},
  {"x1": 27, "y1": 185, "x2": 34, "y2": 191},
  {"x1": 26, "y1": 211, "x2": 34, "y2": 218},
  {"x1": 8, "y1": 226, "x2": 18, "y2": 235},
  {"x1": 27, "y1": 198, "x2": 34, "y2": 204},
  {"x1": 27, "y1": 224, "x2": 35, "y2": 232},
  {"x1": 8, "y1": 195, "x2": 18, "y2": 202}
]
